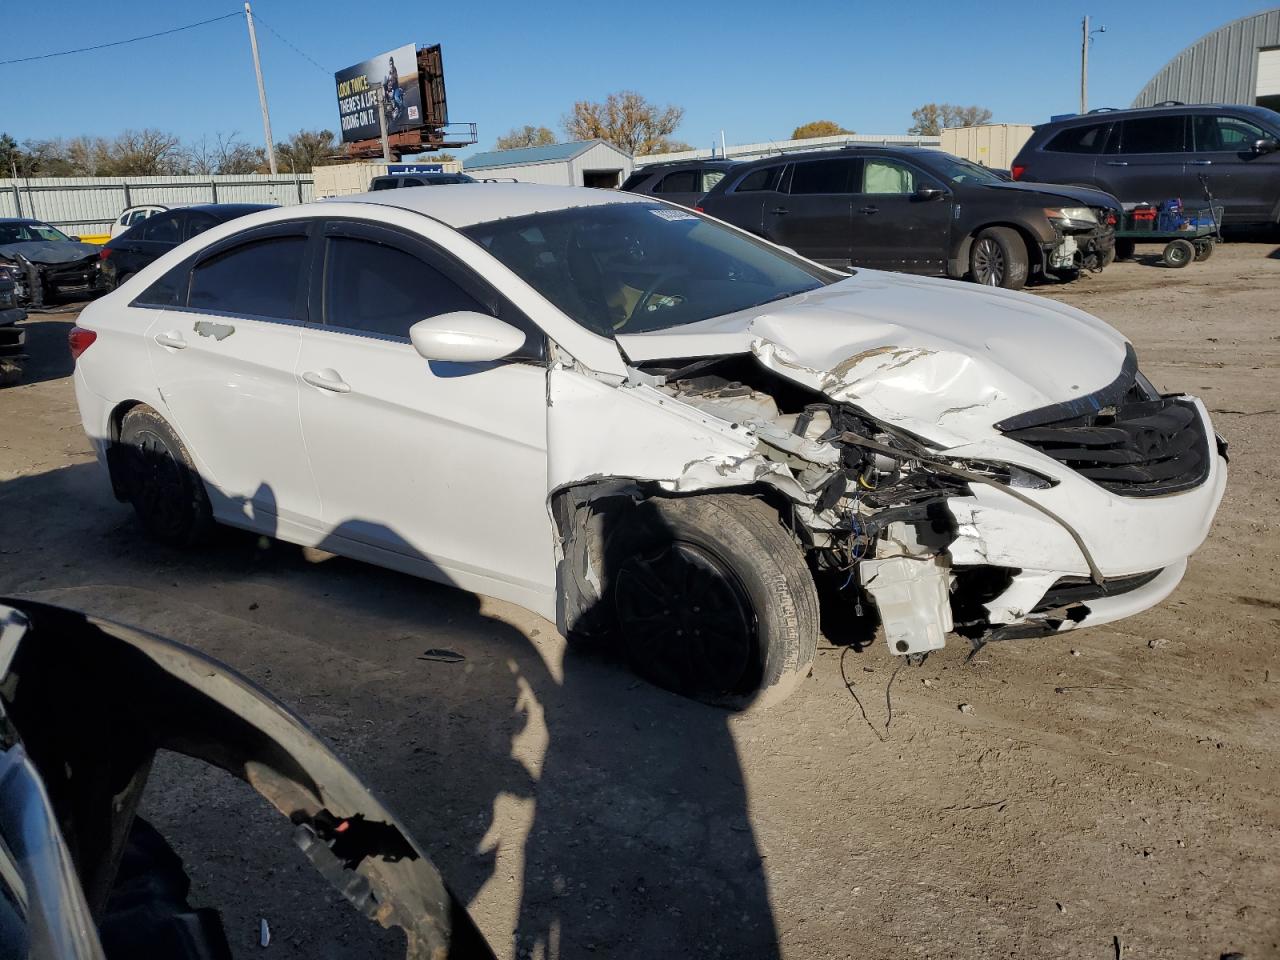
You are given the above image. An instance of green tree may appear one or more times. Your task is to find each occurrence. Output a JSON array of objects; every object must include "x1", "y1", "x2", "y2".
[
  {"x1": 908, "y1": 103, "x2": 993, "y2": 136},
  {"x1": 495, "y1": 125, "x2": 556, "y2": 150},
  {"x1": 0, "y1": 133, "x2": 22, "y2": 176},
  {"x1": 791, "y1": 120, "x2": 853, "y2": 139},
  {"x1": 562, "y1": 91, "x2": 685, "y2": 156},
  {"x1": 275, "y1": 129, "x2": 339, "y2": 173}
]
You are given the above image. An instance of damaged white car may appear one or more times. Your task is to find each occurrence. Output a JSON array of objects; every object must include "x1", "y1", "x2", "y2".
[{"x1": 70, "y1": 185, "x2": 1227, "y2": 706}]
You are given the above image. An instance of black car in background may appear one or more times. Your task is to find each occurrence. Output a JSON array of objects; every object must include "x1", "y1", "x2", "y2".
[
  {"x1": 0, "y1": 276, "x2": 24, "y2": 385},
  {"x1": 99, "y1": 203, "x2": 275, "y2": 287},
  {"x1": 1011, "y1": 103, "x2": 1280, "y2": 225},
  {"x1": 698, "y1": 146, "x2": 1119, "y2": 288},
  {"x1": 370, "y1": 172, "x2": 476, "y2": 189},
  {"x1": 621, "y1": 159, "x2": 739, "y2": 209}
]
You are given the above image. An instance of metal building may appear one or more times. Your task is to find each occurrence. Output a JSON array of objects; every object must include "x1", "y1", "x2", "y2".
[
  {"x1": 463, "y1": 140, "x2": 633, "y2": 187},
  {"x1": 1134, "y1": 8, "x2": 1280, "y2": 110}
]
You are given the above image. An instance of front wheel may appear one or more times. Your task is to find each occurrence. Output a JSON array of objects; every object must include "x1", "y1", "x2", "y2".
[
  {"x1": 1163, "y1": 238, "x2": 1195, "y2": 268},
  {"x1": 969, "y1": 227, "x2": 1028, "y2": 290},
  {"x1": 612, "y1": 494, "x2": 819, "y2": 709}
]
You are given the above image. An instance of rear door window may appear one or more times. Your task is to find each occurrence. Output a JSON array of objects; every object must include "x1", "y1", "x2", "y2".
[
  {"x1": 734, "y1": 166, "x2": 784, "y2": 192},
  {"x1": 140, "y1": 212, "x2": 181, "y2": 244},
  {"x1": 188, "y1": 235, "x2": 308, "y2": 320},
  {"x1": 185, "y1": 213, "x2": 219, "y2": 240},
  {"x1": 654, "y1": 170, "x2": 699, "y2": 193},
  {"x1": 1115, "y1": 116, "x2": 1187, "y2": 153},
  {"x1": 1045, "y1": 123, "x2": 1111, "y2": 153},
  {"x1": 700, "y1": 169, "x2": 727, "y2": 192},
  {"x1": 789, "y1": 158, "x2": 860, "y2": 194}
]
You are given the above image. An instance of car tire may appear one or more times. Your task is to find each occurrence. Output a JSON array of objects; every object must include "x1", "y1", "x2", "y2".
[
  {"x1": 1163, "y1": 238, "x2": 1196, "y2": 268},
  {"x1": 969, "y1": 227, "x2": 1028, "y2": 290},
  {"x1": 114, "y1": 271, "x2": 134, "y2": 289},
  {"x1": 1194, "y1": 239, "x2": 1215, "y2": 262},
  {"x1": 1114, "y1": 238, "x2": 1136, "y2": 261},
  {"x1": 612, "y1": 494, "x2": 819, "y2": 709},
  {"x1": 118, "y1": 405, "x2": 212, "y2": 545}
]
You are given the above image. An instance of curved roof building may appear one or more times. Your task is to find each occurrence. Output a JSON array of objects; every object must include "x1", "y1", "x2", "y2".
[{"x1": 1134, "y1": 9, "x2": 1280, "y2": 111}]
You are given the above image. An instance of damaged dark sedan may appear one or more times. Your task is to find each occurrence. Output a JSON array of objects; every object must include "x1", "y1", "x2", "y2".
[{"x1": 0, "y1": 219, "x2": 108, "y2": 309}]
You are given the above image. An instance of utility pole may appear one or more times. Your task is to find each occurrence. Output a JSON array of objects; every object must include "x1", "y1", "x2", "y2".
[
  {"x1": 376, "y1": 88, "x2": 392, "y2": 163},
  {"x1": 244, "y1": 2, "x2": 278, "y2": 175},
  {"x1": 1080, "y1": 15, "x2": 1106, "y2": 114}
]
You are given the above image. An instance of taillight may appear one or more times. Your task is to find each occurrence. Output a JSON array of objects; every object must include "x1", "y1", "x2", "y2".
[
  {"x1": 68, "y1": 326, "x2": 97, "y2": 361},
  {"x1": 693, "y1": 205, "x2": 705, "y2": 212},
  {"x1": 98, "y1": 246, "x2": 111, "y2": 260},
  {"x1": 1010, "y1": 164, "x2": 1026, "y2": 180}
]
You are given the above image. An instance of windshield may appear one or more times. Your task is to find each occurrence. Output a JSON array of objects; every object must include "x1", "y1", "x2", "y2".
[
  {"x1": 461, "y1": 202, "x2": 835, "y2": 336},
  {"x1": 924, "y1": 154, "x2": 1008, "y2": 185},
  {"x1": 0, "y1": 221, "x2": 72, "y2": 244}
]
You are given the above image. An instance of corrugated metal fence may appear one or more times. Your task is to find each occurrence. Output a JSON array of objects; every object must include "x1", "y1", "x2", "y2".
[{"x1": 0, "y1": 173, "x2": 316, "y2": 237}]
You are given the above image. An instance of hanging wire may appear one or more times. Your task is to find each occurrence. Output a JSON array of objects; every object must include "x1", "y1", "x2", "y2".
[
  {"x1": 0, "y1": 12, "x2": 241, "y2": 67},
  {"x1": 249, "y1": 11, "x2": 333, "y2": 76}
]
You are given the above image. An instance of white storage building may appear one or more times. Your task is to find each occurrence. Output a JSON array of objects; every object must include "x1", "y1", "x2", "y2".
[{"x1": 462, "y1": 140, "x2": 633, "y2": 187}]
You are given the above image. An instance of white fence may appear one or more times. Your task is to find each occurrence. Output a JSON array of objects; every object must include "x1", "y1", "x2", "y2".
[
  {"x1": 637, "y1": 133, "x2": 942, "y2": 166},
  {"x1": 0, "y1": 173, "x2": 316, "y2": 237}
]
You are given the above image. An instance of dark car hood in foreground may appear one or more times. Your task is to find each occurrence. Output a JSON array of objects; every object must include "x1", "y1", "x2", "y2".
[
  {"x1": 0, "y1": 240, "x2": 100, "y2": 265},
  {"x1": 978, "y1": 180, "x2": 1120, "y2": 210}
]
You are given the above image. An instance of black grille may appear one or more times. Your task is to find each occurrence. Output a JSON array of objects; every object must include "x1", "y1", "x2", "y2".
[
  {"x1": 1031, "y1": 568, "x2": 1163, "y2": 614},
  {"x1": 995, "y1": 346, "x2": 1211, "y2": 498}
]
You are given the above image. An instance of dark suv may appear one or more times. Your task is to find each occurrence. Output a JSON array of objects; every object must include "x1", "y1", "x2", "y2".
[
  {"x1": 698, "y1": 146, "x2": 1118, "y2": 288},
  {"x1": 621, "y1": 159, "x2": 739, "y2": 209},
  {"x1": 1011, "y1": 104, "x2": 1280, "y2": 224}
]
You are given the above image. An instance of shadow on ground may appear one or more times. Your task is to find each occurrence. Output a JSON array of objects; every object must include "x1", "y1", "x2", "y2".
[{"x1": 0, "y1": 461, "x2": 782, "y2": 959}]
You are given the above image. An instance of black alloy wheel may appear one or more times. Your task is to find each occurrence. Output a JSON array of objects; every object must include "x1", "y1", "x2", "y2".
[
  {"x1": 615, "y1": 540, "x2": 758, "y2": 699},
  {"x1": 971, "y1": 236, "x2": 1006, "y2": 286}
]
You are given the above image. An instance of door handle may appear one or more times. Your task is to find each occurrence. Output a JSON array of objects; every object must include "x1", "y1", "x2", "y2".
[
  {"x1": 302, "y1": 369, "x2": 351, "y2": 394},
  {"x1": 1189, "y1": 159, "x2": 1212, "y2": 165},
  {"x1": 1105, "y1": 161, "x2": 1129, "y2": 166},
  {"x1": 860, "y1": 205, "x2": 879, "y2": 214},
  {"x1": 770, "y1": 207, "x2": 789, "y2": 215},
  {"x1": 153, "y1": 332, "x2": 187, "y2": 350}
]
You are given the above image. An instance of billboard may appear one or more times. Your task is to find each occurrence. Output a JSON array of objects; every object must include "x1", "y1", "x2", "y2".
[{"x1": 335, "y1": 44, "x2": 424, "y2": 144}]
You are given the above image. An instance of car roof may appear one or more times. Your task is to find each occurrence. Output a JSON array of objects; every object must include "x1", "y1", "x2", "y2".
[
  {"x1": 335, "y1": 182, "x2": 653, "y2": 228},
  {"x1": 0, "y1": 218, "x2": 48, "y2": 225},
  {"x1": 183, "y1": 203, "x2": 277, "y2": 218},
  {"x1": 730, "y1": 145, "x2": 943, "y2": 168},
  {"x1": 1038, "y1": 103, "x2": 1276, "y2": 128},
  {"x1": 632, "y1": 159, "x2": 740, "y2": 173}
]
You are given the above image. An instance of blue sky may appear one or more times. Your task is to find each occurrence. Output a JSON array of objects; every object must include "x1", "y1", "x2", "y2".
[{"x1": 1, "y1": 1, "x2": 1274, "y2": 159}]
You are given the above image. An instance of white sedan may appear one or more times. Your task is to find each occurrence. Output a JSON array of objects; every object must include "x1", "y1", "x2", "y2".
[{"x1": 69, "y1": 184, "x2": 1227, "y2": 706}]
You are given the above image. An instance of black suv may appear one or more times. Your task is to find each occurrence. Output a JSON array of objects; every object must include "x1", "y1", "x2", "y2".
[
  {"x1": 1011, "y1": 104, "x2": 1280, "y2": 224},
  {"x1": 621, "y1": 159, "x2": 739, "y2": 209},
  {"x1": 698, "y1": 146, "x2": 1118, "y2": 288}
]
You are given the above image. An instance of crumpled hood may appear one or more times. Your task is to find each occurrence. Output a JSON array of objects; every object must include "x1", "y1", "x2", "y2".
[
  {"x1": 979, "y1": 180, "x2": 1120, "y2": 211},
  {"x1": 0, "y1": 240, "x2": 100, "y2": 265},
  {"x1": 616, "y1": 270, "x2": 1130, "y2": 444}
]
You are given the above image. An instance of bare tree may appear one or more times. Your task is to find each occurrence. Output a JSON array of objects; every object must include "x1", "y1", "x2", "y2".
[
  {"x1": 186, "y1": 132, "x2": 266, "y2": 175},
  {"x1": 275, "y1": 129, "x2": 339, "y2": 173},
  {"x1": 15, "y1": 138, "x2": 75, "y2": 176},
  {"x1": 97, "y1": 129, "x2": 185, "y2": 176},
  {"x1": 562, "y1": 91, "x2": 685, "y2": 156},
  {"x1": 495, "y1": 125, "x2": 557, "y2": 150},
  {"x1": 791, "y1": 120, "x2": 854, "y2": 140},
  {"x1": 908, "y1": 103, "x2": 993, "y2": 136}
]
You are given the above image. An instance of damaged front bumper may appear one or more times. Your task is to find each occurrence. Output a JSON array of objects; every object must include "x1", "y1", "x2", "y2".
[
  {"x1": 1042, "y1": 216, "x2": 1115, "y2": 275},
  {"x1": 0, "y1": 254, "x2": 107, "y2": 309},
  {"x1": 646, "y1": 345, "x2": 1226, "y2": 658}
]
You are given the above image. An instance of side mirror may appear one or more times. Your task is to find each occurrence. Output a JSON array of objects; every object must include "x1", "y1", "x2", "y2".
[
  {"x1": 1253, "y1": 138, "x2": 1278, "y2": 155},
  {"x1": 914, "y1": 186, "x2": 946, "y2": 201},
  {"x1": 409, "y1": 311, "x2": 525, "y2": 363}
]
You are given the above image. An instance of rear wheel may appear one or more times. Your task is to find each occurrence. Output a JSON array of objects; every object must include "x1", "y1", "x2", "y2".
[
  {"x1": 969, "y1": 227, "x2": 1028, "y2": 289},
  {"x1": 117, "y1": 406, "x2": 212, "y2": 545},
  {"x1": 1194, "y1": 239, "x2": 1215, "y2": 262},
  {"x1": 612, "y1": 494, "x2": 818, "y2": 708}
]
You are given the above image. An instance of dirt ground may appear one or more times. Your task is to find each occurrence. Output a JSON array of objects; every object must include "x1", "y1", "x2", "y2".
[{"x1": 1, "y1": 244, "x2": 1277, "y2": 960}]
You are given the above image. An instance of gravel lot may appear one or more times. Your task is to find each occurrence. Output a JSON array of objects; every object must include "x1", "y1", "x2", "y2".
[{"x1": 1, "y1": 244, "x2": 1277, "y2": 959}]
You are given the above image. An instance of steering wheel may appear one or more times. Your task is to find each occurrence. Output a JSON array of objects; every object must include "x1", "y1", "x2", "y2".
[{"x1": 630, "y1": 270, "x2": 685, "y2": 325}]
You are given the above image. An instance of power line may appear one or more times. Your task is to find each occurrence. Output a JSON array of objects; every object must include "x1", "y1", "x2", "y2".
[
  {"x1": 0, "y1": 11, "x2": 241, "y2": 67},
  {"x1": 249, "y1": 11, "x2": 331, "y2": 77}
]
